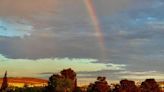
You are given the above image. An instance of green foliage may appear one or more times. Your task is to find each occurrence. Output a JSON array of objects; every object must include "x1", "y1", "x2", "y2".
[
  {"x1": 47, "y1": 74, "x2": 73, "y2": 92},
  {"x1": 55, "y1": 78, "x2": 73, "y2": 92},
  {"x1": 74, "y1": 87, "x2": 82, "y2": 92}
]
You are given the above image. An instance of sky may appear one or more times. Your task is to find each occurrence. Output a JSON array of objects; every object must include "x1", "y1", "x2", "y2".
[{"x1": 0, "y1": 0, "x2": 164, "y2": 85}]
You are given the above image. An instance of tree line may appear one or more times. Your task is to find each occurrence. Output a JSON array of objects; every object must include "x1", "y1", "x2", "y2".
[{"x1": 1, "y1": 68, "x2": 163, "y2": 92}]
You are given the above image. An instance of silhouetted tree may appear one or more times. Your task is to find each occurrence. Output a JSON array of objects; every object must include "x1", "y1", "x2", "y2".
[
  {"x1": 140, "y1": 79, "x2": 161, "y2": 92},
  {"x1": 47, "y1": 74, "x2": 73, "y2": 92},
  {"x1": 112, "y1": 84, "x2": 120, "y2": 92},
  {"x1": 61, "y1": 68, "x2": 76, "y2": 80},
  {"x1": 61, "y1": 68, "x2": 77, "y2": 92},
  {"x1": 74, "y1": 87, "x2": 82, "y2": 92},
  {"x1": 47, "y1": 68, "x2": 77, "y2": 92},
  {"x1": 118, "y1": 79, "x2": 139, "y2": 92},
  {"x1": 87, "y1": 76, "x2": 111, "y2": 92}
]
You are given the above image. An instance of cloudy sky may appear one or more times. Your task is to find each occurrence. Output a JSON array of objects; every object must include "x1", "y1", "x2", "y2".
[{"x1": 0, "y1": 0, "x2": 164, "y2": 84}]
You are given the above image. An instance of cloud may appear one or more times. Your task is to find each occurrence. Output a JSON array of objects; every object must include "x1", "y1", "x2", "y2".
[
  {"x1": 0, "y1": 0, "x2": 102, "y2": 59},
  {"x1": 94, "y1": 0, "x2": 133, "y2": 16},
  {"x1": 119, "y1": 71, "x2": 164, "y2": 80},
  {"x1": 0, "y1": 53, "x2": 129, "y2": 81},
  {"x1": 0, "y1": 0, "x2": 164, "y2": 82},
  {"x1": 0, "y1": 54, "x2": 125, "y2": 78},
  {"x1": 76, "y1": 63, "x2": 126, "y2": 80},
  {"x1": 121, "y1": 75, "x2": 164, "y2": 80},
  {"x1": 0, "y1": 19, "x2": 33, "y2": 38},
  {"x1": 0, "y1": 0, "x2": 57, "y2": 17},
  {"x1": 39, "y1": 72, "x2": 54, "y2": 75},
  {"x1": 118, "y1": 71, "x2": 157, "y2": 75},
  {"x1": 105, "y1": 63, "x2": 126, "y2": 70},
  {"x1": 77, "y1": 69, "x2": 124, "y2": 79}
]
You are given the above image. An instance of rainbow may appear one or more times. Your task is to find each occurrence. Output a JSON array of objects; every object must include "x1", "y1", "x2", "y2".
[{"x1": 84, "y1": 0, "x2": 106, "y2": 59}]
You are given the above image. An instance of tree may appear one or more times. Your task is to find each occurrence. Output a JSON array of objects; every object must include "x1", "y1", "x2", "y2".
[
  {"x1": 61, "y1": 68, "x2": 77, "y2": 91},
  {"x1": 118, "y1": 79, "x2": 139, "y2": 92},
  {"x1": 55, "y1": 78, "x2": 73, "y2": 92},
  {"x1": 47, "y1": 68, "x2": 77, "y2": 92},
  {"x1": 112, "y1": 84, "x2": 120, "y2": 92},
  {"x1": 140, "y1": 79, "x2": 161, "y2": 92},
  {"x1": 48, "y1": 74, "x2": 63, "y2": 88},
  {"x1": 60, "y1": 68, "x2": 76, "y2": 80},
  {"x1": 87, "y1": 76, "x2": 111, "y2": 92},
  {"x1": 74, "y1": 87, "x2": 82, "y2": 92},
  {"x1": 47, "y1": 74, "x2": 73, "y2": 92}
]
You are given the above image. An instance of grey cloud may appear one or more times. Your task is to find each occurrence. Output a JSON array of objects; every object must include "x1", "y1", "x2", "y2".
[
  {"x1": 94, "y1": 0, "x2": 134, "y2": 16},
  {"x1": 0, "y1": 0, "x2": 164, "y2": 80},
  {"x1": 0, "y1": 35, "x2": 102, "y2": 59},
  {"x1": 0, "y1": 0, "x2": 56, "y2": 17},
  {"x1": 39, "y1": 72, "x2": 54, "y2": 75},
  {"x1": 77, "y1": 69, "x2": 124, "y2": 80},
  {"x1": 118, "y1": 71, "x2": 164, "y2": 80}
]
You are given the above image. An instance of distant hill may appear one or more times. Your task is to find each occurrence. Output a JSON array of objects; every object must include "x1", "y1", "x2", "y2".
[{"x1": 0, "y1": 77, "x2": 48, "y2": 88}]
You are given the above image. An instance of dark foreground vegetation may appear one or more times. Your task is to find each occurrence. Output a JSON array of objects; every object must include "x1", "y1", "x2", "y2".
[{"x1": 0, "y1": 68, "x2": 163, "y2": 92}]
